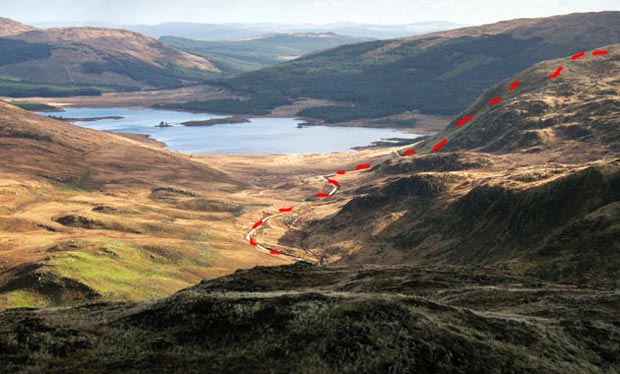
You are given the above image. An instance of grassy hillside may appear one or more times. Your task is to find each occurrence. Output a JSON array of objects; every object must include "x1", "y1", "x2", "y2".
[
  {"x1": 0, "y1": 19, "x2": 219, "y2": 97},
  {"x1": 161, "y1": 33, "x2": 372, "y2": 74},
  {"x1": 1, "y1": 262, "x2": 619, "y2": 373},
  {"x1": 305, "y1": 160, "x2": 620, "y2": 286},
  {"x1": 418, "y1": 44, "x2": 620, "y2": 157},
  {"x1": 173, "y1": 11, "x2": 620, "y2": 120},
  {"x1": 0, "y1": 101, "x2": 292, "y2": 310},
  {"x1": 276, "y1": 46, "x2": 620, "y2": 288}
]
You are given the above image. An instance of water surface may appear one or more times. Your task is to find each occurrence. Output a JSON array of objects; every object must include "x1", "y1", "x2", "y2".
[{"x1": 50, "y1": 107, "x2": 420, "y2": 154}]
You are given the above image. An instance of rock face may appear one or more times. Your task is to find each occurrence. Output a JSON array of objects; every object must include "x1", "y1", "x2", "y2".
[{"x1": 1, "y1": 263, "x2": 619, "y2": 373}]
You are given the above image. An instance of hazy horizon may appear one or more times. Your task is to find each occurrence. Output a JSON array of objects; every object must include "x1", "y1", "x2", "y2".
[{"x1": 2, "y1": 0, "x2": 620, "y2": 27}]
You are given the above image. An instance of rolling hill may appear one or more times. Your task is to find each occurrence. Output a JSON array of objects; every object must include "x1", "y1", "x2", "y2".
[
  {"x1": 0, "y1": 18, "x2": 219, "y2": 97},
  {"x1": 176, "y1": 11, "x2": 620, "y2": 120},
  {"x1": 161, "y1": 33, "x2": 372, "y2": 74},
  {"x1": 272, "y1": 46, "x2": 620, "y2": 288},
  {"x1": 0, "y1": 101, "x2": 227, "y2": 184},
  {"x1": 0, "y1": 101, "x2": 292, "y2": 310},
  {"x1": 419, "y1": 44, "x2": 620, "y2": 157}
]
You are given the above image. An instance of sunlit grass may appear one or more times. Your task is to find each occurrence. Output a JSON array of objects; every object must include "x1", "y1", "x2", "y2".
[
  {"x1": 5, "y1": 289, "x2": 51, "y2": 309},
  {"x1": 49, "y1": 239, "x2": 196, "y2": 301}
]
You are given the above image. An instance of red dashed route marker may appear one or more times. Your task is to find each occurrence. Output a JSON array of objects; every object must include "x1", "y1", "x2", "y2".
[
  {"x1": 456, "y1": 114, "x2": 473, "y2": 127},
  {"x1": 245, "y1": 49, "x2": 611, "y2": 258},
  {"x1": 432, "y1": 138, "x2": 448, "y2": 153},
  {"x1": 549, "y1": 66, "x2": 563, "y2": 79},
  {"x1": 571, "y1": 51, "x2": 585, "y2": 60}
]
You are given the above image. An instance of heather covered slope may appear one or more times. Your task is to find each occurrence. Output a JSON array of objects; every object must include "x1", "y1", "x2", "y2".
[
  {"x1": 302, "y1": 159, "x2": 620, "y2": 286},
  {"x1": 181, "y1": 11, "x2": 620, "y2": 120},
  {"x1": 272, "y1": 47, "x2": 620, "y2": 288},
  {"x1": 419, "y1": 44, "x2": 620, "y2": 159},
  {"x1": 1, "y1": 263, "x2": 618, "y2": 373}
]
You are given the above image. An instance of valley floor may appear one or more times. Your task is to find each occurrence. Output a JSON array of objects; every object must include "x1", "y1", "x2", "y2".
[
  {"x1": 0, "y1": 130, "x2": 409, "y2": 309},
  {"x1": 2, "y1": 127, "x2": 617, "y2": 309}
]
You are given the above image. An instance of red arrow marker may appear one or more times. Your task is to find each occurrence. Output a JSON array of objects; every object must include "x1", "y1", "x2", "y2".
[
  {"x1": 509, "y1": 81, "x2": 520, "y2": 91},
  {"x1": 252, "y1": 220, "x2": 263, "y2": 229},
  {"x1": 316, "y1": 193, "x2": 330, "y2": 198},
  {"x1": 404, "y1": 149, "x2": 416, "y2": 156},
  {"x1": 456, "y1": 114, "x2": 473, "y2": 127},
  {"x1": 355, "y1": 164, "x2": 370, "y2": 170},
  {"x1": 549, "y1": 66, "x2": 563, "y2": 79},
  {"x1": 279, "y1": 207, "x2": 293, "y2": 213},
  {"x1": 489, "y1": 97, "x2": 502, "y2": 105},
  {"x1": 593, "y1": 50, "x2": 608, "y2": 56},
  {"x1": 336, "y1": 170, "x2": 346, "y2": 175},
  {"x1": 432, "y1": 138, "x2": 448, "y2": 153},
  {"x1": 249, "y1": 238, "x2": 257, "y2": 247},
  {"x1": 269, "y1": 250, "x2": 281, "y2": 255},
  {"x1": 327, "y1": 179, "x2": 339, "y2": 186}
]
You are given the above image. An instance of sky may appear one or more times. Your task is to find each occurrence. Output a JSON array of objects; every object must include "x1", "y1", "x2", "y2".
[{"x1": 2, "y1": 0, "x2": 620, "y2": 26}]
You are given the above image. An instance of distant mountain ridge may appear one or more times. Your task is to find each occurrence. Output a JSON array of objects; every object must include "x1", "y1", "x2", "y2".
[
  {"x1": 0, "y1": 18, "x2": 219, "y2": 97},
  {"x1": 161, "y1": 32, "x2": 372, "y2": 74},
  {"x1": 53, "y1": 20, "x2": 465, "y2": 41}
]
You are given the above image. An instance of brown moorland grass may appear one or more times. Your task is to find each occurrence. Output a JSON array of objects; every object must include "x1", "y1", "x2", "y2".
[{"x1": 0, "y1": 102, "x2": 294, "y2": 309}]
